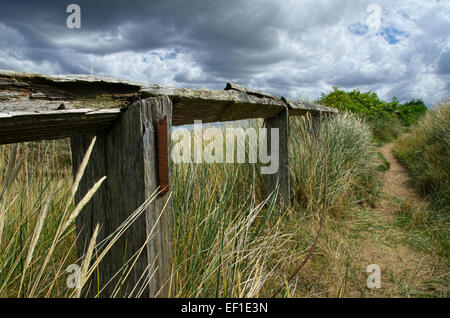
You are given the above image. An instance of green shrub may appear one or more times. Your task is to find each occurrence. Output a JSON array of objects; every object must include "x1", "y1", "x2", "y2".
[
  {"x1": 396, "y1": 99, "x2": 428, "y2": 126},
  {"x1": 394, "y1": 101, "x2": 450, "y2": 211},
  {"x1": 318, "y1": 87, "x2": 392, "y2": 119},
  {"x1": 317, "y1": 87, "x2": 427, "y2": 142}
]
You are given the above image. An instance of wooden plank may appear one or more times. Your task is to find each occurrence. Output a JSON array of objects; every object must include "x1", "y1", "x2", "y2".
[
  {"x1": 0, "y1": 71, "x2": 287, "y2": 124},
  {"x1": 264, "y1": 106, "x2": 290, "y2": 207},
  {"x1": 0, "y1": 71, "x2": 336, "y2": 133},
  {"x1": 71, "y1": 96, "x2": 173, "y2": 298},
  {"x1": 225, "y1": 82, "x2": 279, "y2": 99},
  {"x1": 282, "y1": 96, "x2": 337, "y2": 117},
  {"x1": 0, "y1": 70, "x2": 141, "y2": 113},
  {"x1": 140, "y1": 85, "x2": 286, "y2": 125},
  {"x1": 0, "y1": 109, "x2": 122, "y2": 144}
]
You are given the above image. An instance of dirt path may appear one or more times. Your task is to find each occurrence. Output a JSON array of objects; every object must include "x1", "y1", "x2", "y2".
[
  {"x1": 348, "y1": 143, "x2": 444, "y2": 297},
  {"x1": 374, "y1": 143, "x2": 428, "y2": 217}
]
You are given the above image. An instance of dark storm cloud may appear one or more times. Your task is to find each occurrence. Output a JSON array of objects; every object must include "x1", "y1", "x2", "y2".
[
  {"x1": 437, "y1": 50, "x2": 450, "y2": 75},
  {"x1": 0, "y1": 0, "x2": 448, "y2": 106},
  {"x1": 0, "y1": 0, "x2": 288, "y2": 78},
  {"x1": 0, "y1": 1, "x2": 283, "y2": 53}
]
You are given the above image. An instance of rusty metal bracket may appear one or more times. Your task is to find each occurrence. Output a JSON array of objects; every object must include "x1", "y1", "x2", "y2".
[{"x1": 155, "y1": 116, "x2": 169, "y2": 194}]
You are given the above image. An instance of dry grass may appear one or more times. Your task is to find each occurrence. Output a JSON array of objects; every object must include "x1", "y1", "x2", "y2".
[
  {"x1": 394, "y1": 100, "x2": 450, "y2": 211},
  {"x1": 0, "y1": 139, "x2": 160, "y2": 297},
  {"x1": 0, "y1": 113, "x2": 448, "y2": 298}
]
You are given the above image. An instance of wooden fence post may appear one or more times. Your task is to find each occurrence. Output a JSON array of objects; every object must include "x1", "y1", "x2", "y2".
[
  {"x1": 310, "y1": 114, "x2": 321, "y2": 139},
  {"x1": 264, "y1": 107, "x2": 290, "y2": 207},
  {"x1": 71, "y1": 95, "x2": 173, "y2": 298}
]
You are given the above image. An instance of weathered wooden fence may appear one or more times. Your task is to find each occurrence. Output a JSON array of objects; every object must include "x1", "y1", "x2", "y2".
[{"x1": 0, "y1": 70, "x2": 336, "y2": 297}]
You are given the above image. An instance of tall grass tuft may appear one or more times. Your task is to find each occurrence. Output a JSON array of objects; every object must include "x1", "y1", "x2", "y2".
[
  {"x1": 394, "y1": 101, "x2": 450, "y2": 211},
  {"x1": 289, "y1": 113, "x2": 380, "y2": 218},
  {"x1": 0, "y1": 140, "x2": 78, "y2": 297},
  {"x1": 0, "y1": 139, "x2": 160, "y2": 297},
  {"x1": 170, "y1": 120, "x2": 293, "y2": 297}
]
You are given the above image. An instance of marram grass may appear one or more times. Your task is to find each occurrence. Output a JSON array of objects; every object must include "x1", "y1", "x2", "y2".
[
  {"x1": 0, "y1": 113, "x2": 415, "y2": 298},
  {"x1": 394, "y1": 100, "x2": 450, "y2": 211}
]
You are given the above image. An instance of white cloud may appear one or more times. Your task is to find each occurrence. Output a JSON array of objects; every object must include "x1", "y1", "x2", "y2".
[
  {"x1": 0, "y1": 0, "x2": 448, "y2": 106},
  {"x1": 0, "y1": 23, "x2": 62, "y2": 74}
]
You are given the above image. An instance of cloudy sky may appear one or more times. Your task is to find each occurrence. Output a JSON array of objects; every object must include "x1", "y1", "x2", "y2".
[{"x1": 0, "y1": 0, "x2": 448, "y2": 107}]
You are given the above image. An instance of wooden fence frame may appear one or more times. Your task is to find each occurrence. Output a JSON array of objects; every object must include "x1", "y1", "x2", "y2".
[{"x1": 0, "y1": 70, "x2": 337, "y2": 297}]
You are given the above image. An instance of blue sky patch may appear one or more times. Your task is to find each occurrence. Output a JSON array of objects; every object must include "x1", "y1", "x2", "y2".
[
  {"x1": 377, "y1": 26, "x2": 407, "y2": 44},
  {"x1": 348, "y1": 23, "x2": 369, "y2": 36}
]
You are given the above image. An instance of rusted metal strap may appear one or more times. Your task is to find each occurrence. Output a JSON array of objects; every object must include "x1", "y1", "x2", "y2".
[{"x1": 155, "y1": 116, "x2": 169, "y2": 194}]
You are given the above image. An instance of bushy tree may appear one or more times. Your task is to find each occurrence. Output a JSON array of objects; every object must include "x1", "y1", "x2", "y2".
[
  {"x1": 396, "y1": 99, "x2": 428, "y2": 125},
  {"x1": 317, "y1": 87, "x2": 428, "y2": 142},
  {"x1": 318, "y1": 87, "x2": 427, "y2": 122}
]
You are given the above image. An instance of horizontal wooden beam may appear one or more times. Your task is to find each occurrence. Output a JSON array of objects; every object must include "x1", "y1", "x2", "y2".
[
  {"x1": 0, "y1": 109, "x2": 122, "y2": 144},
  {"x1": 0, "y1": 70, "x2": 336, "y2": 144},
  {"x1": 140, "y1": 85, "x2": 286, "y2": 125},
  {"x1": 224, "y1": 82, "x2": 279, "y2": 99},
  {"x1": 282, "y1": 97, "x2": 337, "y2": 117}
]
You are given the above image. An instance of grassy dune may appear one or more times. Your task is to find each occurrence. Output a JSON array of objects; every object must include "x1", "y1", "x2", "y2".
[
  {"x1": 0, "y1": 111, "x2": 448, "y2": 297},
  {"x1": 394, "y1": 101, "x2": 450, "y2": 211}
]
